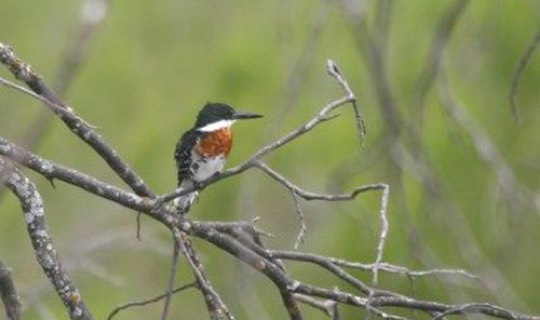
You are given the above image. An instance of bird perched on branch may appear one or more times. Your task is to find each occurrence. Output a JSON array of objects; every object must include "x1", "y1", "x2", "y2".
[{"x1": 174, "y1": 102, "x2": 263, "y2": 214}]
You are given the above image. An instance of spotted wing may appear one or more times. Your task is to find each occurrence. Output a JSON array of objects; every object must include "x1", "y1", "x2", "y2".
[{"x1": 174, "y1": 129, "x2": 203, "y2": 186}]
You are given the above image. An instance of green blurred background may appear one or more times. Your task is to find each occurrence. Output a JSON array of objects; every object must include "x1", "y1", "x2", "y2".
[{"x1": 1, "y1": 0, "x2": 539, "y2": 318}]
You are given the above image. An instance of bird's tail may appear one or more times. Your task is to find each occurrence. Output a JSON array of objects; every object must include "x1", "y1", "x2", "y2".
[{"x1": 174, "y1": 180, "x2": 199, "y2": 214}]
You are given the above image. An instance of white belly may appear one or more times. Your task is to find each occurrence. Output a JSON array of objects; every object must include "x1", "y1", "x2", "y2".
[{"x1": 192, "y1": 153, "x2": 226, "y2": 182}]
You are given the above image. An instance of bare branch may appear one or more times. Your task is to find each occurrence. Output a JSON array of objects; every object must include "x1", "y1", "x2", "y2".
[
  {"x1": 174, "y1": 229, "x2": 234, "y2": 320},
  {"x1": 287, "y1": 252, "x2": 374, "y2": 296},
  {"x1": 107, "y1": 282, "x2": 197, "y2": 320},
  {"x1": 0, "y1": 43, "x2": 154, "y2": 198},
  {"x1": 0, "y1": 76, "x2": 65, "y2": 111},
  {"x1": 0, "y1": 158, "x2": 93, "y2": 320},
  {"x1": 431, "y1": 303, "x2": 529, "y2": 320},
  {"x1": 159, "y1": 59, "x2": 360, "y2": 203},
  {"x1": 0, "y1": 137, "x2": 168, "y2": 223},
  {"x1": 372, "y1": 184, "x2": 389, "y2": 285},
  {"x1": 219, "y1": 228, "x2": 302, "y2": 319},
  {"x1": 0, "y1": 261, "x2": 21, "y2": 320},
  {"x1": 269, "y1": 250, "x2": 478, "y2": 281},
  {"x1": 254, "y1": 161, "x2": 387, "y2": 201},
  {"x1": 294, "y1": 283, "x2": 540, "y2": 320},
  {"x1": 294, "y1": 294, "x2": 337, "y2": 318},
  {"x1": 192, "y1": 221, "x2": 539, "y2": 320},
  {"x1": 291, "y1": 191, "x2": 307, "y2": 249},
  {"x1": 253, "y1": 161, "x2": 391, "y2": 265},
  {"x1": 1, "y1": 54, "x2": 536, "y2": 320},
  {"x1": 326, "y1": 59, "x2": 366, "y2": 144},
  {"x1": 160, "y1": 235, "x2": 182, "y2": 320},
  {"x1": 279, "y1": 290, "x2": 304, "y2": 320},
  {"x1": 251, "y1": 59, "x2": 360, "y2": 160}
]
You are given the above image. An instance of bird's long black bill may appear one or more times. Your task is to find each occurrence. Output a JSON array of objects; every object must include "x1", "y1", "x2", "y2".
[{"x1": 233, "y1": 111, "x2": 263, "y2": 120}]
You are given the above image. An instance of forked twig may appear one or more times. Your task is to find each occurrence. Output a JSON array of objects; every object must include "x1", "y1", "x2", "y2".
[
  {"x1": 158, "y1": 59, "x2": 363, "y2": 204},
  {"x1": 1, "y1": 44, "x2": 537, "y2": 320}
]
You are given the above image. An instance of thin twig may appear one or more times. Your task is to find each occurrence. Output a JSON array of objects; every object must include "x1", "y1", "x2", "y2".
[
  {"x1": 174, "y1": 229, "x2": 234, "y2": 320},
  {"x1": 372, "y1": 184, "x2": 390, "y2": 285},
  {"x1": 194, "y1": 222, "x2": 540, "y2": 320},
  {"x1": 160, "y1": 236, "x2": 182, "y2": 320},
  {"x1": 107, "y1": 282, "x2": 197, "y2": 320},
  {"x1": 269, "y1": 250, "x2": 478, "y2": 280},
  {"x1": 159, "y1": 59, "x2": 359, "y2": 203},
  {"x1": 2, "y1": 56, "x2": 537, "y2": 320},
  {"x1": 253, "y1": 160, "x2": 393, "y2": 275},
  {"x1": 326, "y1": 59, "x2": 366, "y2": 144},
  {"x1": 430, "y1": 303, "x2": 523, "y2": 320},
  {"x1": 294, "y1": 283, "x2": 539, "y2": 320},
  {"x1": 255, "y1": 161, "x2": 387, "y2": 201},
  {"x1": 254, "y1": 161, "x2": 391, "y2": 260},
  {"x1": 291, "y1": 191, "x2": 307, "y2": 249},
  {"x1": 294, "y1": 294, "x2": 337, "y2": 318},
  {"x1": 279, "y1": 290, "x2": 304, "y2": 320},
  {"x1": 0, "y1": 76, "x2": 67, "y2": 113}
]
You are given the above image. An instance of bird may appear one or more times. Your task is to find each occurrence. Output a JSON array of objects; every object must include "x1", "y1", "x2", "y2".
[{"x1": 174, "y1": 102, "x2": 263, "y2": 214}]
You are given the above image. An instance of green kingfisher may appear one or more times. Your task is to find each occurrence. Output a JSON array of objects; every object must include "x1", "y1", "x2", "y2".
[{"x1": 174, "y1": 102, "x2": 263, "y2": 213}]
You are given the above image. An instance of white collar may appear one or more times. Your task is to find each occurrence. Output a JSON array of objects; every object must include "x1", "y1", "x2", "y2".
[{"x1": 197, "y1": 119, "x2": 235, "y2": 132}]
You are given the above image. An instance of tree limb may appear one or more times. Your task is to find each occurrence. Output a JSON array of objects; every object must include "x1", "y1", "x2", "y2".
[
  {"x1": 0, "y1": 158, "x2": 94, "y2": 320},
  {"x1": 0, "y1": 43, "x2": 154, "y2": 198},
  {"x1": 0, "y1": 261, "x2": 21, "y2": 320},
  {"x1": 0, "y1": 46, "x2": 537, "y2": 319}
]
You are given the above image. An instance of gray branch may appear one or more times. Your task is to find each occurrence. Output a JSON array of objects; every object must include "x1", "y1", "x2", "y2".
[
  {"x1": 0, "y1": 44, "x2": 537, "y2": 319},
  {"x1": 0, "y1": 43, "x2": 153, "y2": 198},
  {"x1": 0, "y1": 261, "x2": 21, "y2": 320},
  {"x1": 0, "y1": 158, "x2": 94, "y2": 320}
]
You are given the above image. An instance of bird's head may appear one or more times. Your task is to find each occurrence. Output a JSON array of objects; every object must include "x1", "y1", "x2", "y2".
[{"x1": 195, "y1": 102, "x2": 263, "y2": 132}]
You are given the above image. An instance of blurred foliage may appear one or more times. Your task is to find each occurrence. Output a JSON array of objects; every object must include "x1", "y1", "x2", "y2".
[{"x1": 0, "y1": 0, "x2": 539, "y2": 319}]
